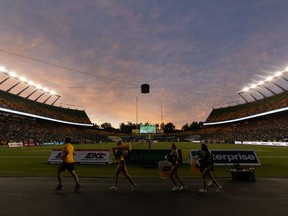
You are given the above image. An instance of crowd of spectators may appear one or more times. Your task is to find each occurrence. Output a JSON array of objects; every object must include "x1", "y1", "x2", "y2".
[
  {"x1": 202, "y1": 112, "x2": 288, "y2": 142},
  {"x1": 0, "y1": 90, "x2": 120, "y2": 145},
  {"x1": 0, "y1": 113, "x2": 116, "y2": 145}
]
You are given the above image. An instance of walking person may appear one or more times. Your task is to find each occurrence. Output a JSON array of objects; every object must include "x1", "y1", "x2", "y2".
[
  {"x1": 198, "y1": 143, "x2": 222, "y2": 193},
  {"x1": 54, "y1": 137, "x2": 81, "y2": 192},
  {"x1": 196, "y1": 149, "x2": 214, "y2": 187},
  {"x1": 109, "y1": 140, "x2": 136, "y2": 191},
  {"x1": 166, "y1": 143, "x2": 186, "y2": 191}
]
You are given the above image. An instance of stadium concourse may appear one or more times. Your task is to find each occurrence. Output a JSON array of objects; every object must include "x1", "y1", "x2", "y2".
[{"x1": 0, "y1": 177, "x2": 288, "y2": 216}]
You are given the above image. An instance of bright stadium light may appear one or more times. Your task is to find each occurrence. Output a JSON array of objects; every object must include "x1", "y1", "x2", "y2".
[
  {"x1": 28, "y1": 81, "x2": 35, "y2": 86},
  {"x1": 43, "y1": 88, "x2": 49, "y2": 92},
  {"x1": 1, "y1": 64, "x2": 61, "y2": 103},
  {"x1": 0, "y1": 65, "x2": 8, "y2": 72},
  {"x1": 274, "y1": 71, "x2": 283, "y2": 77},
  {"x1": 9, "y1": 71, "x2": 17, "y2": 77},
  {"x1": 19, "y1": 76, "x2": 27, "y2": 82},
  {"x1": 238, "y1": 66, "x2": 288, "y2": 93},
  {"x1": 36, "y1": 84, "x2": 42, "y2": 90}
]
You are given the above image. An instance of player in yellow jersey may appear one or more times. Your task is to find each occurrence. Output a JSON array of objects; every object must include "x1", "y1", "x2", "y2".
[{"x1": 54, "y1": 137, "x2": 81, "y2": 192}]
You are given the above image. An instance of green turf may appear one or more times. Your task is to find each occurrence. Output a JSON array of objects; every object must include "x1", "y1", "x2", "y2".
[{"x1": 0, "y1": 142, "x2": 288, "y2": 178}]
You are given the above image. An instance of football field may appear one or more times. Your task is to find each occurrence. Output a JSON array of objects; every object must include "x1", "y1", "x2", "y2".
[{"x1": 0, "y1": 142, "x2": 288, "y2": 178}]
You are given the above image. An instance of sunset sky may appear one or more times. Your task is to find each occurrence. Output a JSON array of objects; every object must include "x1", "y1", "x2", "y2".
[{"x1": 1, "y1": 0, "x2": 288, "y2": 129}]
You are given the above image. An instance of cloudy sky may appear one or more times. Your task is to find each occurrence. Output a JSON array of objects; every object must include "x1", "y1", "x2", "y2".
[{"x1": 1, "y1": 0, "x2": 288, "y2": 129}]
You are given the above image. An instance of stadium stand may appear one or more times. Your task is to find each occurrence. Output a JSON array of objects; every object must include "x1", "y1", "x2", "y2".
[
  {"x1": 200, "y1": 90, "x2": 288, "y2": 143},
  {"x1": 0, "y1": 90, "x2": 91, "y2": 124},
  {"x1": 0, "y1": 90, "x2": 114, "y2": 145},
  {"x1": 206, "y1": 90, "x2": 288, "y2": 123}
]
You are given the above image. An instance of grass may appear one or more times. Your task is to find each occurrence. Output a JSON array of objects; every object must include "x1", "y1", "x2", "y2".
[{"x1": 0, "y1": 142, "x2": 288, "y2": 178}]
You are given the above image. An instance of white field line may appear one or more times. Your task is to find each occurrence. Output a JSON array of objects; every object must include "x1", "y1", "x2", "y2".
[
  {"x1": 0, "y1": 156, "x2": 48, "y2": 158},
  {"x1": 258, "y1": 156, "x2": 288, "y2": 158}
]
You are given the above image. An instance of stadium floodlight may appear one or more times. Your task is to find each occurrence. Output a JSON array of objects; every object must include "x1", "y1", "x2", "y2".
[
  {"x1": 0, "y1": 66, "x2": 8, "y2": 72},
  {"x1": 9, "y1": 71, "x2": 17, "y2": 78},
  {"x1": 274, "y1": 71, "x2": 283, "y2": 77},
  {"x1": 28, "y1": 81, "x2": 36, "y2": 87},
  {"x1": 0, "y1": 64, "x2": 61, "y2": 101},
  {"x1": 19, "y1": 76, "x2": 27, "y2": 82},
  {"x1": 237, "y1": 66, "x2": 288, "y2": 96},
  {"x1": 35, "y1": 84, "x2": 42, "y2": 90}
]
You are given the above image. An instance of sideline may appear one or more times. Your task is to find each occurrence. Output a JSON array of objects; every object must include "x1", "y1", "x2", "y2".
[{"x1": 0, "y1": 177, "x2": 287, "y2": 216}]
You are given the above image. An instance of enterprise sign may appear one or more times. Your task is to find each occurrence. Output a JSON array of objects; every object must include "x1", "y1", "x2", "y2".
[{"x1": 190, "y1": 149, "x2": 261, "y2": 166}]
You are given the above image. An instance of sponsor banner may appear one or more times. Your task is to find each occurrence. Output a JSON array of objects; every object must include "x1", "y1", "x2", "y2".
[
  {"x1": 77, "y1": 150, "x2": 111, "y2": 164},
  {"x1": 235, "y1": 141, "x2": 288, "y2": 146},
  {"x1": 125, "y1": 149, "x2": 182, "y2": 165},
  {"x1": 23, "y1": 140, "x2": 35, "y2": 147},
  {"x1": 8, "y1": 142, "x2": 23, "y2": 148},
  {"x1": 48, "y1": 149, "x2": 64, "y2": 164},
  {"x1": 48, "y1": 149, "x2": 111, "y2": 164},
  {"x1": 189, "y1": 149, "x2": 261, "y2": 166},
  {"x1": 43, "y1": 141, "x2": 64, "y2": 146}
]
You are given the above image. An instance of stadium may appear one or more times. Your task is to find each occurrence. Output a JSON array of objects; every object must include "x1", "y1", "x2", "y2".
[
  {"x1": 1, "y1": 65, "x2": 288, "y2": 215},
  {"x1": 1, "y1": 66, "x2": 288, "y2": 145}
]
